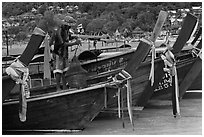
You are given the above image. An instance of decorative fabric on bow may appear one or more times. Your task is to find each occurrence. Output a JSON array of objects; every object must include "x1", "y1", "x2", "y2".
[
  {"x1": 140, "y1": 38, "x2": 155, "y2": 86},
  {"x1": 43, "y1": 34, "x2": 52, "y2": 80},
  {"x1": 160, "y1": 48, "x2": 180, "y2": 117},
  {"x1": 6, "y1": 59, "x2": 30, "y2": 122},
  {"x1": 112, "y1": 70, "x2": 134, "y2": 130}
]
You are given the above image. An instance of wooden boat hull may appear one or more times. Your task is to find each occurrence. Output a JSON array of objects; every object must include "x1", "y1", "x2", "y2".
[
  {"x1": 2, "y1": 84, "x2": 108, "y2": 133},
  {"x1": 188, "y1": 70, "x2": 202, "y2": 90},
  {"x1": 102, "y1": 51, "x2": 199, "y2": 109}
]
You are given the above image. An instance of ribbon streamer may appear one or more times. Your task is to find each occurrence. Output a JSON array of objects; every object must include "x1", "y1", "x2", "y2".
[
  {"x1": 113, "y1": 69, "x2": 134, "y2": 130},
  {"x1": 161, "y1": 50, "x2": 180, "y2": 117},
  {"x1": 142, "y1": 37, "x2": 155, "y2": 86},
  {"x1": 149, "y1": 44, "x2": 156, "y2": 86},
  {"x1": 126, "y1": 78, "x2": 134, "y2": 130},
  {"x1": 173, "y1": 67, "x2": 180, "y2": 115},
  {"x1": 118, "y1": 88, "x2": 121, "y2": 118},
  {"x1": 5, "y1": 59, "x2": 30, "y2": 122}
]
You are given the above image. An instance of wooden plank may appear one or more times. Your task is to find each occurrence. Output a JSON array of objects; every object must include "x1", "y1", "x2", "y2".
[
  {"x1": 150, "y1": 10, "x2": 168, "y2": 42},
  {"x1": 19, "y1": 34, "x2": 45, "y2": 66},
  {"x1": 172, "y1": 13, "x2": 197, "y2": 53},
  {"x1": 124, "y1": 40, "x2": 151, "y2": 74}
]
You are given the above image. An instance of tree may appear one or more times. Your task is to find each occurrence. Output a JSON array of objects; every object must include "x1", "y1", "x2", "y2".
[
  {"x1": 103, "y1": 20, "x2": 119, "y2": 35},
  {"x1": 7, "y1": 26, "x2": 22, "y2": 36},
  {"x1": 15, "y1": 31, "x2": 27, "y2": 42},
  {"x1": 77, "y1": 17, "x2": 92, "y2": 33},
  {"x1": 137, "y1": 11, "x2": 155, "y2": 32},
  {"x1": 86, "y1": 18, "x2": 107, "y2": 34}
]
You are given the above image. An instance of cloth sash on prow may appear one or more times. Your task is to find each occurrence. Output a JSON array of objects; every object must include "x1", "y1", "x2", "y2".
[{"x1": 5, "y1": 27, "x2": 46, "y2": 122}]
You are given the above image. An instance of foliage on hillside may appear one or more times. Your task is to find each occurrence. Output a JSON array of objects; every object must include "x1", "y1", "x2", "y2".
[{"x1": 2, "y1": 2, "x2": 202, "y2": 41}]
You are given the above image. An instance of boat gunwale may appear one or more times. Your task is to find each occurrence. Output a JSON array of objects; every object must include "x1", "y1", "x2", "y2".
[
  {"x1": 3, "y1": 82, "x2": 112, "y2": 105},
  {"x1": 80, "y1": 48, "x2": 135, "y2": 65}
]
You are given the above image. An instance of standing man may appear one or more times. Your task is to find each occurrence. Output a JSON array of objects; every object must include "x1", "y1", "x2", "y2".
[{"x1": 49, "y1": 22, "x2": 81, "y2": 91}]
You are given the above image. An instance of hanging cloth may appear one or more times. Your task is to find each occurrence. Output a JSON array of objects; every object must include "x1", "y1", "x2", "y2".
[
  {"x1": 161, "y1": 49, "x2": 180, "y2": 117},
  {"x1": 6, "y1": 59, "x2": 30, "y2": 122},
  {"x1": 141, "y1": 38, "x2": 155, "y2": 86},
  {"x1": 112, "y1": 69, "x2": 134, "y2": 130},
  {"x1": 43, "y1": 34, "x2": 51, "y2": 80}
]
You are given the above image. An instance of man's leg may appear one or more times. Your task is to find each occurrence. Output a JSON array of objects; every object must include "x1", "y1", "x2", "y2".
[
  {"x1": 62, "y1": 73, "x2": 67, "y2": 90},
  {"x1": 54, "y1": 55, "x2": 63, "y2": 91},
  {"x1": 62, "y1": 57, "x2": 69, "y2": 90},
  {"x1": 55, "y1": 72, "x2": 62, "y2": 91}
]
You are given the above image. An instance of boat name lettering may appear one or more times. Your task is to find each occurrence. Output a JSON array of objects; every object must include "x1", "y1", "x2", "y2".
[
  {"x1": 154, "y1": 72, "x2": 172, "y2": 92},
  {"x1": 88, "y1": 57, "x2": 127, "y2": 73}
]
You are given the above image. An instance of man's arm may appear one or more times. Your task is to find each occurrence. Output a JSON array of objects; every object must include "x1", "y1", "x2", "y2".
[
  {"x1": 49, "y1": 33, "x2": 55, "y2": 46},
  {"x1": 63, "y1": 39, "x2": 81, "y2": 47}
]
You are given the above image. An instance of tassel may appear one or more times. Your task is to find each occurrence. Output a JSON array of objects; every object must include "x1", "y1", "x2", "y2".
[
  {"x1": 174, "y1": 67, "x2": 180, "y2": 116},
  {"x1": 118, "y1": 88, "x2": 121, "y2": 118},
  {"x1": 19, "y1": 68, "x2": 29, "y2": 122},
  {"x1": 149, "y1": 44, "x2": 155, "y2": 86},
  {"x1": 126, "y1": 79, "x2": 134, "y2": 130},
  {"x1": 121, "y1": 88, "x2": 125, "y2": 128},
  {"x1": 19, "y1": 83, "x2": 27, "y2": 122},
  {"x1": 141, "y1": 37, "x2": 155, "y2": 86},
  {"x1": 113, "y1": 69, "x2": 133, "y2": 128},
  {"x1": 104, "y1": 87, "x2": 107, "y2": 108},
  {"x1": 172, "y1": 64, "x2": 180, "y2": 117}
]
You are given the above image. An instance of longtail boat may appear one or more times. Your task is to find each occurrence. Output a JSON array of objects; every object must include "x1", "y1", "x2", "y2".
[
  {"x1": 2, "y1": 9, "x2": 152, "y2": 133},
  {"x1": 2, "y1": 12, "x2": 112, "y2": 134},
  {"x1": 2, "y1": 37, "x2": 152, "y2": 134}
]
